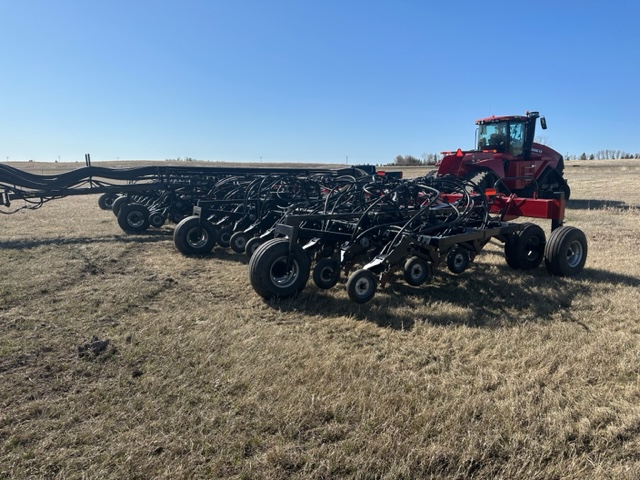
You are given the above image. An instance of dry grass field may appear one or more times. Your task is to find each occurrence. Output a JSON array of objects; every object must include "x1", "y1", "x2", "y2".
[{"x1": 1, "y1": 160, "x2": 639, "y2": 479}]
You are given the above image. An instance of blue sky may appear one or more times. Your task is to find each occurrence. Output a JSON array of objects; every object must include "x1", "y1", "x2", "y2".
[{"x1": 1, "y1": 0, "x2": 638, "y2": 163}]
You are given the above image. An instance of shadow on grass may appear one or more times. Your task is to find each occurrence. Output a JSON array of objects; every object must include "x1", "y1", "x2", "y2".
[
  {"x1": 267, "y1": 264, "x2": 639, "y2": 331},
  {"x1": 567, "y1": 199, "x2": 637, "y2": 210},
  {"x1": 0, "y1": 230, "x2": 173, "y2": 250}
]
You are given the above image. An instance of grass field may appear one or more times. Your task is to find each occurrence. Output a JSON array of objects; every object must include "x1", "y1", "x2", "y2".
[{"x1": 1, "y1": 160, "x2": 639, "y2": 479}]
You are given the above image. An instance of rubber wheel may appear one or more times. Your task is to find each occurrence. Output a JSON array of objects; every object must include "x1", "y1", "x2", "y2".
[
  {"x1": 245, "y1": 237, "x2": 263, "y2": 259},
  {"x1": 173, "y1": 216, "x2": 218, "y2": 255},
  {"x1": 504, "y1": 235, "x2": 521, "y2": 270},
  {"x1": 447, "y1": 247, "x2": 469, "y2": 274},
  {"x1": 229, "y1": 231, "x2": 249, "y2": 253},
  {"x1": 111, "y1": 196, "x2": 128, "y2": 217},
  {"x1": 544, "y1": 226, "x2": 587, "y2": 276},
  {"x1": 537, "y1": 170, "x2": 571, "y2": 200},
  {"x1": 504, "y1": 222, "x2": 546, "y2": 270},
  {"x1": 149, "y1": 212, "x2": 165, "y2": 228},
  {"x1": 346, "y1": 269, "x2": 377, "y2": 304},
  {"x1": 98, "y1": 193, "x2": 117, "y2": 210},
  {"x1": 170, "y1": 212, "x2": 186, "y2": 224},
  {"x1": 312, "y1": 258, "x2": 340, "y2": 289},
  {"x1": 403, "y1": 256, "x2": 431, "y2": 286},
  {"x1": 117, "y1": 204, "x2": 150, "y2": 233},
  {"x1": 249, "y1": 238, "x2": 311, "y2": 299},
  {"x1": 217, "y1": 227, "x2": 232, "y2": 248}
]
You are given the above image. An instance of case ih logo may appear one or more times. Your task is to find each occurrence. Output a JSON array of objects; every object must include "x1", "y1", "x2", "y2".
[{"x1": 532, "y1": 148, "x2": 543, "y2": 154}]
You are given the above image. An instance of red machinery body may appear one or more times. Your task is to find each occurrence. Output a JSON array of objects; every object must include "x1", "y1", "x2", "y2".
[{"x1": 437, "y1": 112, "x2": 570, "y2": 199}]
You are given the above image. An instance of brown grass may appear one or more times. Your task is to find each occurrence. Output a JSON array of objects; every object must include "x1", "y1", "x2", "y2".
[{"x1": 1, "y1": 160, "x2": 640, "y2": 479}]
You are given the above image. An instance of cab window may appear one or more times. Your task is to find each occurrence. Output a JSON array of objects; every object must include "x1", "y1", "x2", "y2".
[
  {"x1": 509, "y1": 123, "x2": 524, "y2": 157},
  {"x1": 477, "y1": 123, "x2": 507, "y2": 152}
]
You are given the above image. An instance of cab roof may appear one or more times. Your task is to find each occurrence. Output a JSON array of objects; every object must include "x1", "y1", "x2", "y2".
[{"x1": 475, "y1": 115, "x2": 530, "y2": 125}]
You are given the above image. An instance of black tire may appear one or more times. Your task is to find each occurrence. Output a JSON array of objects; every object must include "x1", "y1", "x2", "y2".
[
  {"x1": 170, "y1": 212, "x2": 186, "y2": 224},
  {"x1": 229, "y1": 231, "x2": 249, "y2": 253},
  {"x1": 173, "y1": 216, "x2": 218, "y2": 255},
  {"x1": 504, "y1": 223, "x2": 546, "y2": 270},
  {"x1": 447, "y1": 247, "x2": 469, "y2": 274},
  {"x1": 346, "y1": 269, "x2": 377, "y2": 304},
  {"x1": 403, "y1": 256, "x2": 431, "y2": 286},
  {"x1": 249, "y1": 238, "x2": 311, "y2": 300},
  {"x1": 98, "y1": 193, "x2": 117, "y2": 210},
  {"x1": 111, "y1": 196, "x2": 128, "y2": 217},
  {"x1": 245, "y1": 237, "x2": 263, "y2": 259},
  {"x1": 217, "y1": 227, "x2": 232, "y2": 248},
  {"x1": 537, "y1": 170, "x2": 571, "y2": 200},
  {"x1": 312, "y1": 258, "x2": 340, "y2": 289},
  {"x1": 504, "y1": 235, "x2": 521, "y2": 270},
  {"x1": 149, "y1": 212, "x2": 166, "y2": 228},
  {"x1": 117, "y1": 204, "x2": 150, "y2": 233},
  {"x1": 544, "y1": 226, "x2": 587, "y2": 276}
]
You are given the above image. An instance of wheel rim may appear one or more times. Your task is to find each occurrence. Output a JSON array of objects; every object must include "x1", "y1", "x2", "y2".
[
  {"x1": 127, "y1": 211, "x2": 146, "y2": 228},
  {"x1": 186, "y1": 227, "x2": 209, "y2": 248},
  {"x1": 452, "y1": 253, "x2": 465, "y2": 269},
  {"x1": 566, "y1": 240, "x2": 584, "y2": 268},
  {"x1": 234, "y1": 236, "x2": 247, "y2": 250},
  {"x1": 355, "y1": 275, "x2": 373, "y2": 298},
  {"x1": 270, "y1": 256, "x2": 300, "y2": 289},
  {"x1": 220, "y1": 231, "x2": 231, "y2": 244},
  {"x1": 319, "y1": 265, "x2": 334, "y2": 282},
  {"x1": 410, "y1": 263, "x2": 424, "y2": 281},
  {"x1": 525, "y1": 237, "x2": 542, "y2": 262},
  {"x1": 150, "y1": 215, "x2": 164, "y2": 227}
]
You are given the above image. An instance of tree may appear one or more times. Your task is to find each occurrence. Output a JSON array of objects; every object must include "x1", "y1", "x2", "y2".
[{"x1": 394, "y1": 155, "x2": 421, "y2": 166}]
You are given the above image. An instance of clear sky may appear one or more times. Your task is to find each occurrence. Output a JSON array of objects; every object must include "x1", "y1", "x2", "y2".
[{"x1": 1, "y1": 0, "x2": 638, "y2": 163}]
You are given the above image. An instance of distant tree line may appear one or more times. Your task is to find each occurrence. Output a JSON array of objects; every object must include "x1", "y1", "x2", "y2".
[
  {"x1": 393, "y1": 153, "x2": 440, "y2": 166},
  {"x1": 393, "y1": 150, "x2": 640, "y2": 165},
  {"x1": 565, "y1": 150, "x2": 640, "y2": 161}
]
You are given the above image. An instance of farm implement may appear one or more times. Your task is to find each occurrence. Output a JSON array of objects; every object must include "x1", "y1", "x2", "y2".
[
  {"x1": 0, "y1": 157, "x2": 388, "y2": 236},
  {"x1": 247, "y1": 174, "x2": 587, "y2": 303},
  {"x1": 173, "y1": 167, "x2": 395, "y2": 256}
]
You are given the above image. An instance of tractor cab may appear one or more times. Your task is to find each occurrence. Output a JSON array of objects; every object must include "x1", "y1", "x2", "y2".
[
  {"x1": 476, "y1": 111, "x2": 545, "y2": 160},
  {"x1": 436, "y1": 111, "x2": 570, "y2": 199}
]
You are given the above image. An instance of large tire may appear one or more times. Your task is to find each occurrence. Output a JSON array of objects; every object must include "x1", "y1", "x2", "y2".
[
  {"x1": 98, "y1": 193, "x2": 117, "y2": 211},
  {"x1": 537, "y1": 170, "x2": 571, "y2": 200},
  {"x1": 229, "y1": 231, "x2": 249, "y2": 253},
  {"x1": 117, "y1": 204, "x2": 150, "y2": 233},
  {"x1": 312, "y1": 258, "x2": 340, "y2": 289},
  {"x1": 504, "y1": 223, "x2": 546, "y2": 270},
  {"x1": 173, "y1": 216, "x2": 218, "y2": 255},
  {"x1": 346, "y1": 269, "x2": 377, "y2": 304},
  {"x1": 403, "y1": 256, "x2": 431, "y2": 286},
  {"x1": 111, "y1": 196, "x2": 128, "y2": 217},
  {"x1": 249, "y1": 239, "x2": 311, "y2": 300},
  {"x1": 560, "y1": 181, "x2": 571, "y2": 201},
  {"x1": 544, "y1": 226, "x2": 587, "y2": 276}
]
